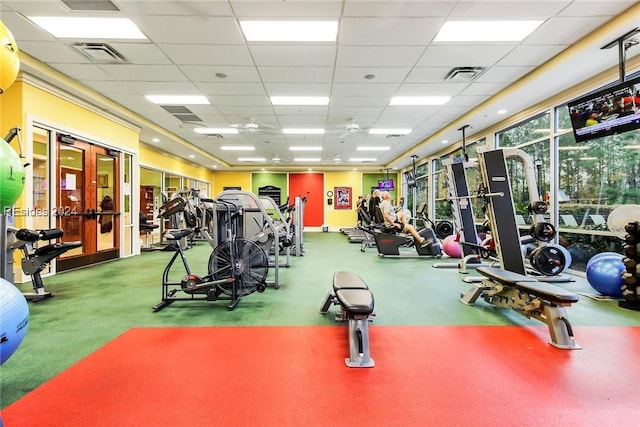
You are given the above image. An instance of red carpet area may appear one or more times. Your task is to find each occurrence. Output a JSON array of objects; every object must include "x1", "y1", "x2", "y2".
[{"x1": 2, "y1": 325, "x2": 639, "y2": 427}]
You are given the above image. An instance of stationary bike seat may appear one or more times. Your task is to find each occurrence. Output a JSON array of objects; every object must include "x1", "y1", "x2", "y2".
[{"x1": 163, "y1": 229, "x2": 194, "y2": 241}]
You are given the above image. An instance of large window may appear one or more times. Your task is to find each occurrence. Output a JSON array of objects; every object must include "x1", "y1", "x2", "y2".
[
  {"x1": 555, "y1": 107, "x2": 637, "y2": 269},
  {"x1": 497, "y1": 113, "x2": 551, "y2": 226}
]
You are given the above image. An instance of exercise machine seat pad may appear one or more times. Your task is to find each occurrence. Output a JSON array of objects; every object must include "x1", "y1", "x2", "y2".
[
  {"x1": 163, "y1": 228, "x2": 193, "y2": 241},
  {"x1": 333, "y1": 271, "x2": 369, "y2": 291},
  {"x1": 335, "y1": 289, "x2": 374, "y2": 316},
  {"x1": 34, "y1": 241, "x2": 82, "y2": 256},
  {"x1": 478, "y1": 266, "x2": 578, "y2": 304},
  {"x1": 477, "y1": 266, "x2": 538, "y2": 284},
  {"x1": 514, "y1": 281, "x2": 579, "y2": 304}
]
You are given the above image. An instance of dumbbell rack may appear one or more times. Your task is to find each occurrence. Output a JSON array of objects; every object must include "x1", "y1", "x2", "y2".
[{"x1": 620, "y1": 221, "x2": 640, "y2": 311}]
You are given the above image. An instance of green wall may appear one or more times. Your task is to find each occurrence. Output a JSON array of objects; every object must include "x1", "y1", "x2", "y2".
[
  {"x1": 363, "y1": 172, "x2": 398, "y2": 200},
  {"x1": 252, "y1": 172, "x2": 288, "y2": 204}
]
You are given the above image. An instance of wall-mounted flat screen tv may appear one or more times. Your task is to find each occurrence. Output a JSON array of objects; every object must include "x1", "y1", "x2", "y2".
[
  {"x1": 567, "y1": 74, "x2": 640, "y2": 143},
  {"x1": 378, "y1": 179, "x2": 394, "y2": 191},
  {"x1": 404, "y1": 171, "x2": 417, "y2": 188}
]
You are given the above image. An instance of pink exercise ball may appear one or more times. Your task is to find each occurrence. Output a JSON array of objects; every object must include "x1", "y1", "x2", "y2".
[{"x1": 442, "y1": 235, "x2": 461, "y2": 258}]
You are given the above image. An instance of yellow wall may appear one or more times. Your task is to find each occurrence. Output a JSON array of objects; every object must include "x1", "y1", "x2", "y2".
[
  {"x1": 21, "y1": 81, "x2": 139, "y2": 151},
  {"x1": 139, "y1": 144, "x2": 214, "y2": 184},
  {"x1": 325, "y1": 171, "x2": 363, "y2": 228},
  {"x1": 212, "y1": 171, "x2": 251, "y2": 196}
]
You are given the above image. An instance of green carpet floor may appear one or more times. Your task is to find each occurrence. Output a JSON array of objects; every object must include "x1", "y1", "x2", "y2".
[{"x1": 2, "y1": 232, "x2": 640, "y2": 407}]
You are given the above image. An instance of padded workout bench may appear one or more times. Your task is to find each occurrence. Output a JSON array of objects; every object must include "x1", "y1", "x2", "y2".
[
  {"x1": 320, "y1": 271, "x2": 375, "y2": 367},
  {"x1": 460, "y1": 266, "x2": 581, "y2": 349}
]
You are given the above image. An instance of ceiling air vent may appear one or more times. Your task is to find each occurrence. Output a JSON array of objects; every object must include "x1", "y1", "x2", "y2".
[
  {"x1": 443, "y1": 66, "x2": 487, "y2": 82},
  {"x1": 72, "y1": 43, "x2": 128, "y2": 64},
  {"x1": 160, "y1": 106, "x2": 202, "y2": 123},
  {"x1": 62, "y1": 0, "x2": 120, "y2": 11}
]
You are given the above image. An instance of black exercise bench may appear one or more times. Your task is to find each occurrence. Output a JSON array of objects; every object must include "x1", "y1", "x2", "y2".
[
  {"x1": 320, "y1": 271, "x2": 375, "y2": 367},
  {"x1": 460, "y1": 266, "x2": 581, "y2": 349}
]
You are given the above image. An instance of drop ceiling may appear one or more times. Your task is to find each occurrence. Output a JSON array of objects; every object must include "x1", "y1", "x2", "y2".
[{"x1": 1, "y1": 0, "x2": 638, "y2": 171}]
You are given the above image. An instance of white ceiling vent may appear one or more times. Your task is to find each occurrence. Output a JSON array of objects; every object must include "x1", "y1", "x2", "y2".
[
  {"x1": 444, "y1": 66, "x2": 487, "y2": 82},
  {"x1": 72, "y1": 43, "x2": 128, "y2": 64}
]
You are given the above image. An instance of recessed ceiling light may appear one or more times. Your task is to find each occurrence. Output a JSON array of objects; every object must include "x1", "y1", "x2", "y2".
[
  {"x1": 357, "y1": 146, "x2": 390, "y2": 151},
  {"x1": 28, "y1": 16, "x2": 147, "y2": 39},
  {"x1": 215, "y1": 73, "x2": 227, "y2": 79},
  {"x1": 188, "y1": 155, "x2": 195, "y2": 158},
  {"x1": 364, "y1": 74, "x2": 376, "y2": 80},
  {"x1": 294, "y1": 158, "x2": 321, "y2": 162},
  {"x1": 145, "y1": 95, "x2": 210, "y2": 105},
  {"x1": 434, "y1": 20, "x2": 543, "y2": 42},
  {"x1": 282, "y1": 128, "x2": 325, "y2": 135},
  {"x1": 194, "y1": 127, "x2": 239, "y2": 134},
  {"x1": 497, "y1": 109, "x2": 508, "y2": 115},
  {"x1": 441, "y1": 140, "x2": 448, "y2": 144},
  {"x1": 369, "y1": 128, "x2": 412, "y2": 135},
  {"x1": 240, "y1": 21, "x2": 338, "y2": 42},
  {"x1": 389, "y1": 96, "x2": 450, "y2": 106},
  {"x1": 349, "y1": 158, "x2": 377, "y2": 162},
  {"x1": 289, "y1": 146, "x2": 322, "y2": 151},
  {"x1": 220, "y1": 146, "x2": 255, "y2": 151},
  {"x1": 151, "y1": 138, "x2": 159, "y2": 143},
  {"x1": 270, "y1": 96, "x2": 329, "y2": 106},
  {"x1": 238, "y1": 157, "x2": 266, "y2": 162}
]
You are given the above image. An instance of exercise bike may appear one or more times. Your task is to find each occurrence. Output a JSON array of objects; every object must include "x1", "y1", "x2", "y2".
[{"x1": 152, "y1": 197, "x2": 269, "y2": 312}]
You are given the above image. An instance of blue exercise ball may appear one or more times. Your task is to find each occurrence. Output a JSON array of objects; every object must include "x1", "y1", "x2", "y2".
[
  {"x1": 586, "y1": 255, "x2": 625, "y2": 298},
  {"x1": 586, "y1": 251, "x2": 623, "y2": 270},
  {"x1": 0, "y1": 278, "x2": 29, "y2": 365}
]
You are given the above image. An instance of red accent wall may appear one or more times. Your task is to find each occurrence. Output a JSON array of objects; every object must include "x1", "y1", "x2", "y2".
[{"x1": 289, "y1": 173, "x2": 324, "y2": 227}]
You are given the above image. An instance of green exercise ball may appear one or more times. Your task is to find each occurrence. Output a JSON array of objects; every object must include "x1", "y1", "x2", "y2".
[{"x1": 0, "y1": 138, "x2": 25, "y2": 211}]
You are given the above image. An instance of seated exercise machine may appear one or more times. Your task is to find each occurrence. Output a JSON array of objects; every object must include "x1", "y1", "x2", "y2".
[
  {"x1": 459, "y1": 148, "x2": 581, "y2": 349},
  {"x1": 152, "y1": 197, "x2": 269, "y2": 312},
  {"x1": 372, "y1": 206, "x2": 443, "y2": 258},
  {"x1": 320, "y1": 271, "x2": 375, "y2": 367},
  {"x1": 3, "y1": 225, "x2": 81, "y2": 301}
]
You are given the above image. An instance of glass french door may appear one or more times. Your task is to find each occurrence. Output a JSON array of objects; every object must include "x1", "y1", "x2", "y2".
[{"x1": 56, "y1": 137, "x2": 120, "y2": 271}]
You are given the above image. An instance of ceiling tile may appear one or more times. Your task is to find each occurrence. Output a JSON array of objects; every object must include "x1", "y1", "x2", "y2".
[
  {"x1": 263, "y1": 83, "x2": 332, "y2": 96},
  {"x1": 333, "y1": 67, "x2": 411, "y2": 83},
  {"x1": 211, "y1": 95, "x2": 271, "y2": 107},
  {"x1": 159, "y1": 44, "x2": 254, "y2": 66},
  {"x1": 17, "y1": 41, "x2": 90, "y2": 63},
  {"x1": 339, "y1": 18, "x2": 443, "y2": 45},
  {"x1": 195, "y1": 82, "x2": 267, "y2": 96},
  {"x1": 394, "y1": 82, "x2": 468, "y2": 97},
  {"x1": 449, "y1": 1, "x2": 569, "y2": 17},
  {"x1": 417, "y1": 45, "x2": 515, "y2": 67},
  {"x1": 331, "y1": 83, "x2": 399, "y2": 97},
  {"x1": 249, "y1": 45, "x2": 337, "y2": 66},
  {"x1": 258, "y1": 67, "x2": 334, "y2": 83},
  {"x1": 336, "y1": 46, "x2": 425, "y2": 66},
  {"x1": 343, "y1": 0, "x2": 456, "y2": 17},
  {"x1": 50, "y1": 64, "x2": 115, "y2": 80},
  {"x1": 107, "y1": 43, "x2": 172, "y2": 65},
  {"x1": 405, "y1": 67, "x2": 453, "y2": 83},
  {"x1": 182, "y1": 66, "x2": 260, "y2": 82},
  {"x1": 497, "y1": 44, "x2": 567, "y2": 67},
  {"x1": 137, "y1": 16, "x2": 244, "y2": 44},
  {"x1": 475, "y1": 66, "x2": 535, "y2": 83},
  {"x1": 230, "y1": 0, "x2": 342, "y2": 17},
  {"x1": 98, "y1": 64, "x2": 188, "y2": 82}
]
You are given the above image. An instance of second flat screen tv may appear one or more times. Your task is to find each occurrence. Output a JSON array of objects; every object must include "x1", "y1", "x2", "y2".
[
  {"x1": 567, "y1": 74, "x2": 640, "y2": 143},
  {"x1": 378, "y1": 179, "x2": 394, "y2": 191}
]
